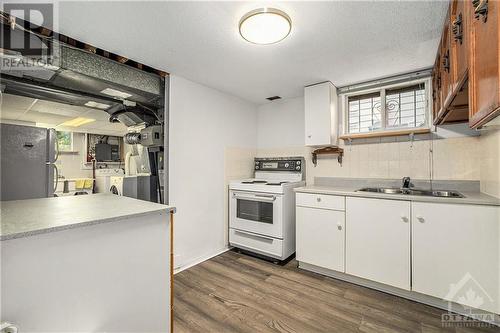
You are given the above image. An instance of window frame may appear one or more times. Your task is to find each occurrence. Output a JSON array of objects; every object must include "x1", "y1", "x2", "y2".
[{"x1": 340, "y1": 77, "x2": 432, "y2": 138}]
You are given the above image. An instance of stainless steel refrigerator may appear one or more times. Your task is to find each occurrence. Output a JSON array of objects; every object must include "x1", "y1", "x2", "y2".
[{"x1": 0, "y1": 123, "x2": 58, "y2": 201}]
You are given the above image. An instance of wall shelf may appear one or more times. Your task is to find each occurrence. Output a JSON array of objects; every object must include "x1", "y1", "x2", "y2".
[
  {"x1": 339, "y1": 128, "x2": 430, "y2": 140},
  {"x1": 312, "y1": 146, "x2": 344, "y2": 166}
]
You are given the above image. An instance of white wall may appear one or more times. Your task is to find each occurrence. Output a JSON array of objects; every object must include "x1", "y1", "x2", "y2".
[
  {"x1": 168, "y1": 75, "x2": 257, "y2": 270},
  {"x1": 257, "y1": 97, "x2": 304, "y2": 149}
]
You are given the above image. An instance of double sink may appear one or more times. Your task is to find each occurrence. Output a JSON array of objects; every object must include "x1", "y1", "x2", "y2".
[{"x1": 357, "y1": 187, "x2": 465, "y2": 198}]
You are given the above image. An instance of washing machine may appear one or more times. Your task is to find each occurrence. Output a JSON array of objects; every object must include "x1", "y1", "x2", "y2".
[
  {"x1": 109, "y1": 176, "x2": 138, "y2": 198},
  {"x1": 95, "y1": 169, "x2": 125, "y2": 193}
]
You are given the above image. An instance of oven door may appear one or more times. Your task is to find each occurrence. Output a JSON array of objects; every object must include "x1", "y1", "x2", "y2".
[{"x1": 230, "y1": 190, "x2": 283, "y2": 239}]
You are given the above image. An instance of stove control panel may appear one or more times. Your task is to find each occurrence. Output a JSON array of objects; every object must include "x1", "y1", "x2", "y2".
[{"x1": 254, "y1": 158, "x2": 304, "y2": 172}]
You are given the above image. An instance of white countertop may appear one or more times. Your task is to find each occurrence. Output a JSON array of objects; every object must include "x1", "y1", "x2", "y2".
[
  {"x1": 0, "y1": 194, "x2": 176, "y2": 241},
  {"x1": 295, "y1": 185, "x2": 500, "y2": 206}
]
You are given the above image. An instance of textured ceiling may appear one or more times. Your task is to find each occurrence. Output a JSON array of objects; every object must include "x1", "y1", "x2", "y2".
[{"x1": 54, "y1": 1, "x2": 447, "y2": 104}]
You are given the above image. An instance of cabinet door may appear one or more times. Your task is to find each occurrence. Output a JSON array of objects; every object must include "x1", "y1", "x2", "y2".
[
  {"x1": 345, "y1": 197, "x2": 411, "y2": 290},
  {"x1": 469, "y1": 0, "x2": 500, "y2": 127},
  {"x1": 440, "y1": 14, "x2": 454, "y2": 108},
  {"x1": 432, "y1": 57, "x2": 442, "y2": 121},
  {"x1": 450, "y1": 0, "x2": 469, "y2": 90},
  {"x1": 412, "y1": 202, "x2": 500, "y2": 314},
  {"x1": 296, "y1": 206, "x2": 345, "y2": 272},
  {"x1": 304, "y1": 82, "x2": 336, "y2": 146}
]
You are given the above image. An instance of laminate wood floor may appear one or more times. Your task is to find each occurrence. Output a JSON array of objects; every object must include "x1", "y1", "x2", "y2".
[{"x1": 173, "y1": 250, "x2": 499, "y2": 333}]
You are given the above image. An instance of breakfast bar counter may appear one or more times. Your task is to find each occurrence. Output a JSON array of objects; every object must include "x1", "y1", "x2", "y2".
[
  {"x1": 1, "y1": 194, "x2": 175, "y2": 332},
  {"x1": 0, "y1": 193, "x2": 175, "y2": 241}
]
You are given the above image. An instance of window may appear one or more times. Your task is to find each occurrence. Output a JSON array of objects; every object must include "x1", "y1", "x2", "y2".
[
  {"x1": 343, "y1": 79, "x2": 430, "y2": 136},
  {"x1": 348, "y1": 92, "x2": 382, "y2": 133},
  {"x1": 56, "y1": 131, "x2": 73, "y2": 152},
  {"x1": 385, "y1": 84, "x2": 426, "y2": 129}
]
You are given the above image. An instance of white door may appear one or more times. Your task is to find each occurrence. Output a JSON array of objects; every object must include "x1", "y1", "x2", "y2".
[
  {"x1": 296, "y1": 206, "x2": 345, "y2": 272},
  {"x1": 412, "y1": 202, "x2": 500, "y2": 314},
  {"x1": 346, "y1": 197, "x2": 411, "y2": 290}
]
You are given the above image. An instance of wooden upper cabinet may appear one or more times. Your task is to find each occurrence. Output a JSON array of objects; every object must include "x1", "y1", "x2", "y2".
[
  {"x1": 450, "y1": 0, "x2": 469, "y2": 91},
  {"x1": 469, "y1": 0, "x2": 500, "y2": 127},
  {"x1": 432, "y1": 55, "x2": 442, "y2": 120},
  {"x1": 440, "y1": 13, "x2": 454, "y2": 109}
]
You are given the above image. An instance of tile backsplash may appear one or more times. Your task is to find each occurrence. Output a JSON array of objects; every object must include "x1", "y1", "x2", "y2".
[
  {"x1": 479, "y1": 130, "x2": 500, "y2": 197},
  {"x1": 257, "y1": 135, "x2": 492, "y2": 191}
]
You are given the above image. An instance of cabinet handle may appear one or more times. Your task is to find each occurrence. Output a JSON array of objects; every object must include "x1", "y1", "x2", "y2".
[
  {"x1": 337, "y1": 222, "x2": 342, "y2": 230},
  {"x1": 472, "y1": 0, "x2": 488, "y2": 22},
  {"x1": 442, "y1": 49, "x2": 450, "y2": 73},
  {"x1": 316, "y1": 197, "x2": 322, "y2": 202},
  {"x1": 307, "y1": 135, "x2": 312, "y2": 138},
  {"x1": 416, "y1": 216, "x2": 425, "y2": 223},
  {"x1": 452, "y1": 13, "x2": 463, "y2": 44},
  {"x1": 401, "y1": 216, "x2": 409, "y2": 223}
]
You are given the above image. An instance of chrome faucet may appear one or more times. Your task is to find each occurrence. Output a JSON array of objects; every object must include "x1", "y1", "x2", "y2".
[{"x1": 402, "y1": 177, "x2": 411, "y2": 189}]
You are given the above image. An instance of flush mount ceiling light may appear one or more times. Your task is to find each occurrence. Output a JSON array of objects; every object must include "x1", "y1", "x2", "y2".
[{"x1": 239, "y1": 8, "x2": 291, "y2": 45}]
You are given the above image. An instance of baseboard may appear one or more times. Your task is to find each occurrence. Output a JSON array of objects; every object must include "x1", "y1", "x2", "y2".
[
  {"x1": 174, "y1": 247, "x2": 230, "y2": 274},
  {"x1": 299, "y1": 262, "x2": 500, "y2": 327}
]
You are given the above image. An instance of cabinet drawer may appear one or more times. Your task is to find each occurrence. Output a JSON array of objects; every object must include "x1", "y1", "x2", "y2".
[
  {"x1": 229, "y1": 228, "x2": 283, "y2": 259},
  {"x1": 296, "y1": 192, "x2": 345, "y2": 210}
]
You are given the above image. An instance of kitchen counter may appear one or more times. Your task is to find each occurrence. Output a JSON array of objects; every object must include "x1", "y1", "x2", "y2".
[
  {"x1": 0, "y1": 193, "x2": 176, "y2": 241},
  {"x1": 1, "y1": 193, "x2": 174, "y2": 331},
  {"x1": 295, "y1": 185, "x2": 500, "y2": 206}
]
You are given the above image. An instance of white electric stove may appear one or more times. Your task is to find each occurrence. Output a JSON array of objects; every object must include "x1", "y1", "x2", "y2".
[{"x1": 229, "y1": 157, "x2": 305, "y2": 261}]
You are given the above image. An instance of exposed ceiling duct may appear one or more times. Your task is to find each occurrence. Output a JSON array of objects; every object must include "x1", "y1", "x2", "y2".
[{"x1": 0, "y1": 26, "x2": 165, "y2": 127}]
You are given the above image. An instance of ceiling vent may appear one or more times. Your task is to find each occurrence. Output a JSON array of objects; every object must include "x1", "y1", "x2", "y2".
[{"x1": 266, "y1": 96, "x2": 282, "y2": 101}]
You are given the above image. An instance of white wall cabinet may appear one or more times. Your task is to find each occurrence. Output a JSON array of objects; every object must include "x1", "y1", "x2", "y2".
[
  {"x1": 296, "y1": 206, "x2": 345, "y2": 272},
  {"x1": 345, "y1": 197, "x2": 411, "y2": 290},
  {"x1": 412, "y1": 202, "x2": 500, "y2": 314},
  {"x1": 304, "y1": 81, "x2": 338, "y2": 146}
]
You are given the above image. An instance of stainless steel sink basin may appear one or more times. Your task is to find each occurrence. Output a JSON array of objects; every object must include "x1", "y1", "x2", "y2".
[
  {"x1": 356, "y1": 187, "x2": 404, "y2": 194},
  {"x1": 406, "y1": 189, "x2": 465, "y2": 198},
  {"x1": 356, "y1": 187, "x2": 465, "y2": 198}
]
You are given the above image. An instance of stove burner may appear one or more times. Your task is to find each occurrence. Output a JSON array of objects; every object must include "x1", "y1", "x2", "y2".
[{"x1": 241, "y1": 180, "x2": 267, "y2": 184}]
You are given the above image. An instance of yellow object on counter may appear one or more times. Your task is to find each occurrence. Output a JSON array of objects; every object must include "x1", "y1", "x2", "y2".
[
  {"x1": 83, "y1": 179, "x2": 93, "y2": 189},
  {"x1": 75, "y1": 179, "x2": 93, "y2": 189},
  {"x1": 75, "y1": 179, "x2": 85, "y2": 189}
]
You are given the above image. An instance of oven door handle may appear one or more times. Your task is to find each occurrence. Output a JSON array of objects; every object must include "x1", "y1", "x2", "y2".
[{"x1": 232, "y1": 193, "x2": 276, "y2": 202}]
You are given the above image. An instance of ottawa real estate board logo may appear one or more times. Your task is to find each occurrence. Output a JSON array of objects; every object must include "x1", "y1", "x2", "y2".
[
  {"x1": 1, "y1": 3, "x2": 56, "y2": 71},
  {"x1": 442, "y1": 272, "x2": 499, "y2": 328}
]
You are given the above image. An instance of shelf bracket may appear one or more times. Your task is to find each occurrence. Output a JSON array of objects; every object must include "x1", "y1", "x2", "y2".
[{"x1": 312, "y1": 146, "x2": 344, "y2": 167}]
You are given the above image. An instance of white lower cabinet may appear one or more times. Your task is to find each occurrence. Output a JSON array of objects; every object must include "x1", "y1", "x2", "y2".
[
  {"x1": 296, "y1": 192, "x2": 500, "y2": 316},
  {"x1": 412, "y1": 202, "x2": 500, "y2": 314},
  {"x1": 345, "y1": 197, "x2": 411, "y2": 290},
  {"x1": 296, "y1": 206, "x2": 345, "y2": 272}
]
